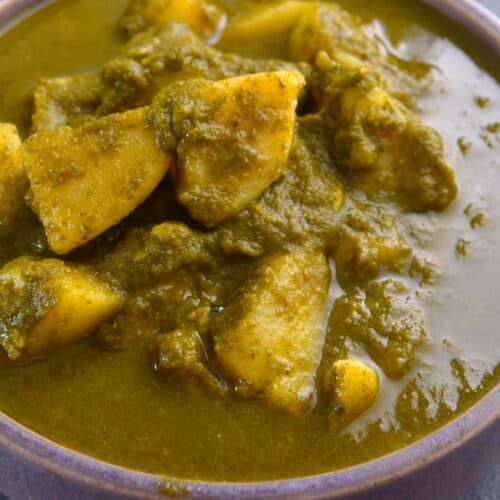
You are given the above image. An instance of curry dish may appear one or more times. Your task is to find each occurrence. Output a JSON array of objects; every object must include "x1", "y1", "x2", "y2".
[{"x1": 0, "y1": 0, "x2": 498, "y2": 482}]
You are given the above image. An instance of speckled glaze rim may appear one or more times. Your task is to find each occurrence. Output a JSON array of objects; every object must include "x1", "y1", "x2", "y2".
[
  {"x1": 424, "y1": 0, "x2": 500, "y2": 57},
  {"x1": 0, "y1": 0, "x2": 498, "y2": 498}
]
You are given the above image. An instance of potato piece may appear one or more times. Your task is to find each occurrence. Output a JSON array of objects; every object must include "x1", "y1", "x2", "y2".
[
  {"x1": 101, "y1": 222, "x2": 216, "y2": 290},
  {"x1": 213, "y1": 250, "x2": 330, "y2": 415},
  {"x1": 288, "y1": 4, "x2": 425, "y2": 101},
  {"x1": 328, "y1": 84, "x2": 457, "y2": 211},
  {"x1": 289, "y1": 4, "x2": 372, "y2": 66},
  {"x1": 221, "y1": 1, "x2": 315, "y2": 43},
  {"x1": 0, "y1": 256, "x2": 124, "y2": 361},
  {"x1": 145, "y1": 0, "x2": 225, "y2": 40},
  {"x1": 151, "y1": 329, "x2": 225, "y2": 393},
  {"x1": 223, "y1": 0, "x2": 382, "y2": 75},
  {"x1": 151, "y1": 71, "x2": 305, "y2": 227},
  {"x1": 32, "y1": 74, "x2": 103, "y2": 132},
  {"x1": 0, "y1": 124, "x2": 27, "y2": 233},
  {"x1": 323, "y1": 359, "x2": 378, "y2": 423},
  {"x1": 328, "y1": 280, "x2": 426, "y2": 379},
  {"x1": 23, "y1": 107, "x2": 172, "y2": 254},
  {"x1": 333, "y1": 201, "x2": 411, "y2": 284},
  {"x1": 121, "y1": 0, "x2": 226, "y2": 40}
]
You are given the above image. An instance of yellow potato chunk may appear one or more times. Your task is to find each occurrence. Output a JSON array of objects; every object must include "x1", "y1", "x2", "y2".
[
  {"x1": 221, "y1": 1, "x2": 315, "y2": 43},
  {"x1": 324, "y1": 358, "x2": 379, "y2": 423},
  {"x1": 151, "y1": 329, "x2": 225, "y2": 394},
  {"x1": 213, "y1": 250, "x2": 330, "y2": 415},
  {"x1": 333, "y1": 201, "x2": 411, "y2": 284},
  {"x1": 288, "y1": 4, "x2": 425, "y2": 102},
  {"x1": 152, "y1": 71, "x2": 305, "y2": 227},
  {"x1": 329, "y1": 84, "x2": 457, "y2": 211},
  {"x1": 32, "y1": 74, "x2": 103, "y2": 132},
  {"x1": 0, "y1": 257, "x2": 124, "y2": 362},
  {"x1": 0, "y1": 124, "x2": 27, "y2": 233},
  {"x1": 288, "y1": 3, "x2": 368, "y2": 66},
  {"x1": 143, "y1": 0, "x2": 225, "y2": 40},
  {"x1": 23, "y1": 108, "x2": 172, "y2": 254},
  {"x1": 120, "y1": 0, "x2": 225, "y2": 40}
]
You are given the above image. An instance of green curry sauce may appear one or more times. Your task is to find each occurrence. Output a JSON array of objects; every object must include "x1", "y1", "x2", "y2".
[{"x1": 0, "y1": 0, "x2": 498, "y2": 482}]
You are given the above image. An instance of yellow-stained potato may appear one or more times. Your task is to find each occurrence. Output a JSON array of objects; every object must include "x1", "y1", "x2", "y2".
[
  {"x1": 161, "y1": 70, "x2": 305, "y2": 227},
  {"x1": 213, "y1": 250, "x2": 330, "y2": 415},
  {"x1": 143, "y1": 0, "x2": 225, "y2": 40},
  {"x1": 333, "y1": 203, "x2": 411, "y2": 283},
  {"x1": 23, "y1": 107, "x2": 172, "y2": 254},
  {"x1": 0, "y1": 257, "x2": 124, "y2": 361},
  {"x1": 0, "y1": 124, "x2": 27, "y2": 233},
  {"x1": 324, "y1": 358, "x2": 379, "y2": 422},
  {"x1": 221, "y1": 1, "x2": 316, "y2": 43},
  {"x1": 32, "y1": 74, "x2": 103, "y2": 132},
  {"x1": 288, "y1": 3, "x2": 359, "y2": 64},
  {"x1": 330, "y1": 85, "x2": 457, "y2": 211},
  {"x1": 287, "y1": 3, "x2": 425, "y2": 103}
]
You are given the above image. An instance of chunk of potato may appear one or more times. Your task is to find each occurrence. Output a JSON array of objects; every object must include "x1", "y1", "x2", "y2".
[
  {"x1": 151, "y1": 71, "x2": 305, "y2": 227},
  {"x1": 323, "y1": 358, "x2": 379, "y2": 423},
  {"x1": 144, "y1": 0, "x2": 225, "y2": 40},
  {"x1": 328, "y1": 84, "x2": 457, "y2": 211},
  {"x1": 222, "y1": 0, "x2": 382, "y2": 70},
  {"x1": 328, "y1": 280, "x2": 426, "y2": 379},
  {"x1": 213, "y1": 250, "x2": 330, "y2": 415},
  {"x1": 101, "y1": 222, "x2": 216, "y2": 290},
  {"x1": 23, "y1": 107, "x2": 172, "y2": 254},
  {"x1": 0, "y1": 256, "x2": 124, "y2": 362},
  {"x1": 221, "y1": 1, "x2": 315, "y2": 43},
  {"x1": 0, "y1": 124, "x2": 27, "y2": 233},
  {"x1": 32, "y1": 74, "x2": 103, "y2": 132},
  {"x1": 121, "y1": 0, "x2": 226, "y2": 40},
  {"x1": 333, "y1": 201, "x2": 411, "y2": 285},
  {"x1": 151, "y1": 329, "x2": 225, "y2": 393},
  {"x1": 288, "y1": 4, "x2": 425, "y2": 101},
  {"x1": 288, "y1": 3, "x2": 371, "y2": 66}
]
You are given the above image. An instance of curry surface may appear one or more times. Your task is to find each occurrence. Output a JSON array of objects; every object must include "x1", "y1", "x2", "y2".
[{"x1": 0, "y1": 0, "x2": 498, "y2": 482}]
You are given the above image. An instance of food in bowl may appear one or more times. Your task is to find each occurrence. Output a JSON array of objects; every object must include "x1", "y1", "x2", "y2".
[{"x1": 0, "y1": 0, "x2": 498, "y2": 482}]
